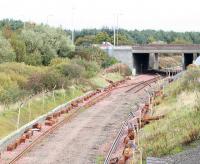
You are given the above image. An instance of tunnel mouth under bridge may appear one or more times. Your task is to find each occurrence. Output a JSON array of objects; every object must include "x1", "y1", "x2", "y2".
[
  {"x1": 184, "y1": 53, "x2": 194, "y2": 69},
  {"x1": 133, "y1": 53, "x2": 149, "y2": 74}
]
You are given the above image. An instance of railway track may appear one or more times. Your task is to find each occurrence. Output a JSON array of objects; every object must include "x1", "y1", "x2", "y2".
[
  {"x1": 8, "y1": 91, "x2": 112, "y2": 164},
  {"x1": 1, "y1": 77, "x2": 130, "y2": 164},
  {"x1": 104, "y1": 75, "x2": 168, "y2": 164},
  {"x1": 0, "y1": 74, "x2": 169, "y2": 164}
]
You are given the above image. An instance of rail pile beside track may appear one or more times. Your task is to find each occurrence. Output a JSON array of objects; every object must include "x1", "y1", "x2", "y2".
[{"x1": 104, "y1": 76, "x2": 172, "y2": 164}]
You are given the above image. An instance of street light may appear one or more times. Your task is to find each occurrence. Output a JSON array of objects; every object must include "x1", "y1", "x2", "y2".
[
  {"x1": 116, "y1": 13, "x2": 123, "y2": 46},
  {"x1": 71, "y1": 7, "x2": 76, "y2": 45},
  {"x1": 113, "y1": 13, "x2": 123, "y2": 47}
]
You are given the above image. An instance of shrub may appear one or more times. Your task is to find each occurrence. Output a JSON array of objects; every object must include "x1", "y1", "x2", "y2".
[
  {"x1": 26, "y1": 70, "x2": 67, "y2": 93},
  {"x1": 0, "y1": 73, "x2": 27, "y2": 104},
  {"x1": 0, "y1": 62, "x2": 44, "y2": 76},
  {"x1": 71, "y1": 46, "x2": 117, "y2": 67},
  {"x1": 104, "y1": 63, "x2": 132, "y2": 76},
  {"x1": 72, "y1": 59, "x2": 100, "y2": 78},
  {"x1": 40, "y1": 70, "x2": 66, "y2": 90},
  {"x1": 0, "y1": 33, "x2": 16, "y2": 63},
  {"x1": 50, "y1": 57, "x2": 70, "y2": 66},
  {"x1": 9, "y1": 72, "x2": 27, "y2": 89},
  {"x1": 101, "y1": 56, "x2": 118, "y2": 68},
  {"x1": 25, "y1": 51, "x2": 42, "y2": 66},
  {"x1": 57, "y1": 63, "x2": 85, "y2": 79}
]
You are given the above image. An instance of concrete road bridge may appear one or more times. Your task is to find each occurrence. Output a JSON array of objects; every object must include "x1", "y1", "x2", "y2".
[{"x1": 102, "y1": 44, "x2": 200, "y2": 74}]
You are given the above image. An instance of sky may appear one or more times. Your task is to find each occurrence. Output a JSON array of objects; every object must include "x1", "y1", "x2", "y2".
[{"x1": 0, "y1": 0, "x2": 200, "y2": 32}]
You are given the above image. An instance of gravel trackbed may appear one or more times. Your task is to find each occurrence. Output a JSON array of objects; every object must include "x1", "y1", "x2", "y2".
[{"x1": 16, "y1": 75, "x2": 153, "y2": 164}]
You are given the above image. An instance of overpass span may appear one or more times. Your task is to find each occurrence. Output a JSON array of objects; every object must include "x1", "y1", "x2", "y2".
[{"x1": 102, "y1": 44, "x2": 200, "y2": 74}]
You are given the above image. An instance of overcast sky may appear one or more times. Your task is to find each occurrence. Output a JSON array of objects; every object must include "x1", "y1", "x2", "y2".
[{"x1": 0, "y1": 0, "x2": 200, "y2": 32}]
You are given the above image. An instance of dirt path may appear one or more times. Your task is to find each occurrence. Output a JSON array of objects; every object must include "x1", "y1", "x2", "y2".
[{"x1": 16, "y1": 75, "x2": 154, "y2": 164}]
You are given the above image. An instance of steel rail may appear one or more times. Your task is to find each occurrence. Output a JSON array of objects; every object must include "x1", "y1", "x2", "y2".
[
  {"x1": 125, "y1": 76, "x2": 159, "y2": 93},
  {"x1": 8, "y1": 91, "x2": 111, "y2": 164},
  {"x1": 104, "y1": 77, "x2": 160, "y2": 164}
]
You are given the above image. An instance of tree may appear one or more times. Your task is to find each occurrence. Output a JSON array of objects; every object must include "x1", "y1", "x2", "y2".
[
  {"x1": 95, "y1": 32, "x2": 111, "y2": 43},
  {"x1": 0, "y1": 33, "x2": 16, "y2": 63},
  {"x1": 0, "y1": 19, "x2": 24, "y2": 30},
  {"x1": 171, "y1": 38, "x2": 192, "y2": 44},
  {"x1": 20, "y1": 25, "x2": 74, "y2": 65},
  {"x1": 75, "y1": 35, "x2": 95, "y2": 46},
  {"x1": 10, "y1": 33, "x2": 26, "y2": 62}
]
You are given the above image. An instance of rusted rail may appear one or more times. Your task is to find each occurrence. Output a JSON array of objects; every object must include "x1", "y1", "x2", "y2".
[
  {"x1": 104, "y1": 76, "x2": 161, "y2": 164},
  {"x1": 2, "y1": 78, "x2": 129, "y2": 164},
  {"x1": 125, "y1": 76, "x2": 159, "y2": 93}
]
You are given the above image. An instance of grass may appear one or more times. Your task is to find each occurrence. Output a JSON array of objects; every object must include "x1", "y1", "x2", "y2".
[
  {"x1": 90, "y1": 73, "x2": 123, "y2": 88},
  {"x1": 0, "y1": 87, "x2": 83, "y2": 139},
  {"x1": 140, "y1": 88, "x2": 200, "y2": 159},
  {"x1": 139, "y1": 67, "x2": 200, "y2": 159},
  {"x1": 96, "y1": 155, "x2": 104, "y2": 164}
]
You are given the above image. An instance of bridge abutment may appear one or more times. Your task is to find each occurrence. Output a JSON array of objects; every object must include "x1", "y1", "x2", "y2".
[
  {"x1": 149, "y1": 53, "x2": 159, "y2": 70},
  {"x1": 102, "y1": 45, "x2": 200, "y2": 74}
]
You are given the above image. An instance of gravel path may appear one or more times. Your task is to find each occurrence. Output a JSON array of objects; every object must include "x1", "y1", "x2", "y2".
[
  {"x1": 159, "y1": 144, "x2": 200, "y2": 164},
  {"x1": 16, "y1": 75, "x2": 153, "y2": 164}
]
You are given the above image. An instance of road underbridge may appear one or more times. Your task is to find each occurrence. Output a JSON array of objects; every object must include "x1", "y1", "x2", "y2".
[{"x1": 102, "y1": 44, "x2": 200, "y2": 74}]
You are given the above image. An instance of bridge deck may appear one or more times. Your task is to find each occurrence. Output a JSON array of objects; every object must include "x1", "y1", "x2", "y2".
[{"x1": 132, "y1": 44, "x2": 200, "y2": 53}]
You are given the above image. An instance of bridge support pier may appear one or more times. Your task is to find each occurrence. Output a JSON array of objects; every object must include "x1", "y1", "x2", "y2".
[
  {"x1": 193, "y1": 53, "x2": 198, "y2": 61},
  {"x1": 149, "y1": 53, "x2": 159, "y2": 70}
]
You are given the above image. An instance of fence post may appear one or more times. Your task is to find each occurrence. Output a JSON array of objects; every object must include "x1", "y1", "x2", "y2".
[
  {"x1": 28, "y1": 99, "x2": 31, "y2": 122},
  {"x1": 42, "y1": 90, "x2": 45, "y2": 114},
  {"x1": 17, "y1": 103, "x2": 23, "y2": 130},
  {"x1": 140, "y1": 148, "x2": 143, "y2": 164},
  {"x1": 53, "y1": 85, "x2": 56, "y2": 104}
]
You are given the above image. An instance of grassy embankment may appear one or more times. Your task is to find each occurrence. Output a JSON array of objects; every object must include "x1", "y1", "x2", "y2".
[
  {"x1": 0, "y1": 70, "x2": 122, "y2": 139},
  {"x1": 139, "y1": 66, "x2": 200, "y2": 159}
]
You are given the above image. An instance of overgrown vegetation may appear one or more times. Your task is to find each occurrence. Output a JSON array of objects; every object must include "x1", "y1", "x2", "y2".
[
  {"x1": 0, "y1": 19, "x2": 126, "y2": 138},
  {"x1": 140, "y1": 66, "x2": 200, "y2": 158}
]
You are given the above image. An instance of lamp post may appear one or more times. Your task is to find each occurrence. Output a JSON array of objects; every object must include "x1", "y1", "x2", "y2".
[
  {"x1": 116, "y1": 13, "x2": 123, "y2": 46},
  {"x1": 113, "y1": 13, "x2": 123, "y2": 47},
  {"x1": 71, "y1": 7, "x2": 76, "y2": 45}
]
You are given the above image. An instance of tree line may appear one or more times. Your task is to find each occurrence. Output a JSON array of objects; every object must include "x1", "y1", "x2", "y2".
[{"x1": 72, "y1": 28, "x2": 200, "y2": 45}]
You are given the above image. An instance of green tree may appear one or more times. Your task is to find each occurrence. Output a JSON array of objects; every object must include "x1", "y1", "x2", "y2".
[
  {"x1": 10, "y1": 33, "x2": 26, "y2": 62},
  {"x1": 0, "y1": 33, "x2": 16, "y2": 63},
  {"x1": 171, "y1": 38, "x2": 192, "y2": 44},
  {"x1": 75, "y1": 35, "x2": 95, "y2": 46},
  {"x1": 95, "y1": 32, "x2": 111, "y2": 43}
]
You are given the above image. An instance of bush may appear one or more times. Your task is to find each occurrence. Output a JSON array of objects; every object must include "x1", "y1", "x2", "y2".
[
  {"x1": 0, "y1": 72, "x2": 27, "y2": 104},
  {"x1": 71, "y1": 46, "x2": 117, "y2": 67},
  {"x1": 57, "y1": 63, "x2": 85, "y2": 79},
  {"x1": 41, "y1": 70, "x2": 66, "y2": 90},
  {"x1": 50, "y1": 57, "x2": 70, "y2": 66},
  {"x1": 72, "y1": 59, "x2": 100, "y2": 78},
  {"x1": 26, "y1": 70, "x2": 67, "y2": 93},
  {"x1": 104, "y1": 63, "x2": 132, "y2": 76},
  {"x1": 0, "y1": 62, "x2": 44, "y2": 76},
  {"x1": 25, "y1": 51, "x2": 42, "y2": 66},
  {"x1": 101, "y1": 56, "x2": 118, "y2": 68},
  {"x1": 0, "y1": 33, "x2": 16, "y2": 63}
]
